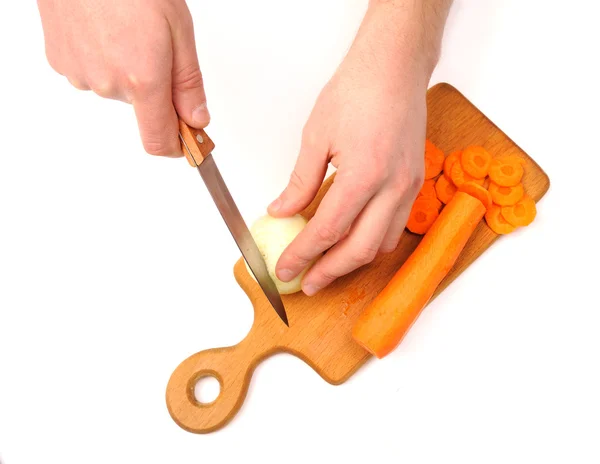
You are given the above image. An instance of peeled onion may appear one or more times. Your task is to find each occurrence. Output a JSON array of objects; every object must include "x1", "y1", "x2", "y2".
[{"x1": 245, "y1": 214, "x2": 320, "y2": 294}]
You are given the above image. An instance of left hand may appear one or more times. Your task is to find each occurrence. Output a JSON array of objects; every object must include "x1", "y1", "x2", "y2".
[{"x1": 267, "y1": 5, "x2": 438, "y2": 296}]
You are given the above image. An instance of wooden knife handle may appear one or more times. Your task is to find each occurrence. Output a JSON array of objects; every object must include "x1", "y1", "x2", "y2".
[{"x1": 178, "y1": 118, "x2": 216, "y2": 167}]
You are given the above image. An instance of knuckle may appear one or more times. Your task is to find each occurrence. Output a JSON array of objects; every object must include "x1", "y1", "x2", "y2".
[
  {"x1": 142, "y1": 138, "x2": 173, "y2": 157},
  {"x1": 314, "y1": 222, "x2": 342, "y2": 246},
  {"x1": 349, "y1": 166, "x2": 385, "y2": 195},
  {"x1": 288, "y1": 169, "x2": 306, "y2": 191},
  {"x1": 89, "y1": 77, "x2": 118, "y2": 98},
  {"x1": 172, "y1": 63, "x2": 204, "y2": 91},
  {"x1": 126, "y1": 72, "x2": 161, "y2": 97},
  {"x1": 301, "y1": 126, "x2": 319, "y2": 151},
  {"x1": 45, "y1": 51, "x2": 63, "y2": 75},
  {"x1": 314, "y1": 267, "x2": 338, "y2": 285},
  {"x1": 352, "y1": 245, "x2": 378, "y2": 266}
]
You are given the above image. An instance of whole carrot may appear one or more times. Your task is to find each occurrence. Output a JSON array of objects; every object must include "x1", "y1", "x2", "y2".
[{"x1": 352, "y1": 191, "x2": 486, "y2": 358}]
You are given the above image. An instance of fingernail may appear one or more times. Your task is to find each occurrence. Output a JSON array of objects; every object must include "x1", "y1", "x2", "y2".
[
  {"x1": 269, "y1": 198, "x2": 282, "y2": 213},
  {"x1": 303, "y1": 283, "x2": 321, "y2": 296},
  {"x1": 192, "y1": 102, "x2": 210, "y2": 127},
  {"x1": 277, "y1": 268, "x2": 294, "y2": 282}
]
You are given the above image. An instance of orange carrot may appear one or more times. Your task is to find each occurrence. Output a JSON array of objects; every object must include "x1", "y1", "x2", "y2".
[
  {"x1": 424, "y1": 139, "x2": 445, "y2": 179},
  {"x1": 435, "y1": 174, "x2": 457, "y2": 204},
  {"x1": 461, "y1": 146, "x2": 492, "y2": 179},
  {"x1": 501, "y1": 195, "x2": 536, "y2": 227},
  {"x1": 488, "y1": 182, "x2": 524, "y2": 206},
  {"x1": 443, "y1": 151, "x2": 461, "y2": 179},
  {"x1": 485, "y1": 205, "x2": 516, "y2": 235},
  {"x1": 459, "y1": 181, "x2": 493, "y2": 211},
  {"x1": 406, "y1": 196, "x2": 440, "y2": 235},
  {"x1": 352, "y1": 192, "x2": 486, "y2": 358},
  {"x1": 450, "y1": 161, "x2": 485, "y2": 188},
  {"x1": 489, "y1": 157, "x2": 524, "y2": 187},
  {"x1": 418, "y1": 179, "x2": 437, "y2": 199}
]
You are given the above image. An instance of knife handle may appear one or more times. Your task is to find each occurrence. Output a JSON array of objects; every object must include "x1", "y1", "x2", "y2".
[{"x1": 178, "y1": 118, "x2": 216, "y2": 167}]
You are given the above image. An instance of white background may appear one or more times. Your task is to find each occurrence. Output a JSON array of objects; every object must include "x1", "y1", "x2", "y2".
[{"x1": 1, "y1": 1, "x2": 599, "y2": 463}]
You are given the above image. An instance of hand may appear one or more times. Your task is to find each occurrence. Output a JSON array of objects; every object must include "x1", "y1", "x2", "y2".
[
  {"x1": 37, "y1": 0, "x2": 209, "y2": 157},
  {"x1": 268, "y1": 2, "x2": 448, "y2": 296}
]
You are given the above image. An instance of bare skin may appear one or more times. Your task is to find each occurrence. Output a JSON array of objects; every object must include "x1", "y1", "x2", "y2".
[{"x1": 37, "y1": 0, "x2": 453, "y2": 296}]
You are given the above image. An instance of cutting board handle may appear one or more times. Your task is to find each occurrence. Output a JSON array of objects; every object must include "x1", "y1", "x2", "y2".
[{"x1": 166, "y1": 342, "x2": 255, "y2": 434}]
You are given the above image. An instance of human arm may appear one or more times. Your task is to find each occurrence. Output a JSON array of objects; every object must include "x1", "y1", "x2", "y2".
[
  {"x1": 36, "y1": 0, "x2": 210, "y2": 157},
  {"x1": 268, "y1": 0, "x2": 454, "y2": 295}
]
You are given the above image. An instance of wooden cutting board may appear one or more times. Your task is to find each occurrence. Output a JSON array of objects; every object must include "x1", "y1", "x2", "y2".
[{"x1": 165, "y1": 82, "x2": 551, "y2": 434}]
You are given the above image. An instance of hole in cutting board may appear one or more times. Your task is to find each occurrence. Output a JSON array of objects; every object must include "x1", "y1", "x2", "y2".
[{"x1": 194, "y1": 375, "x2": 220, "y2": 404}]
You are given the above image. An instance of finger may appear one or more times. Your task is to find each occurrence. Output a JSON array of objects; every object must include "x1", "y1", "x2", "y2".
[
  {"x1": 169, "y1": 4, "x2": 210, "y2": 128},
  {"x1": 131, "y1": 83, "x2": 182, "y2": 158},
  {"x1": 275, "y1": 167, "x2": 382, "y2": 282},
  {"x1": 300, "y1": 190, "x2": 400, "y2": 295},
  {"x1": 267, "y1": 134, "x2": 329, "y2": 218}
]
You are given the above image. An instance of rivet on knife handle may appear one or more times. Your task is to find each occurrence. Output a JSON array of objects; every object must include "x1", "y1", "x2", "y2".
[{"x1": 178, "y1": 119, "x2": 215, "y2": 167}]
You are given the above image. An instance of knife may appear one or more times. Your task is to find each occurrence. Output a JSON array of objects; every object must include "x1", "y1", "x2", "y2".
[{"x1": 178, "y1": 118, "x2": 289, "y2": 327}]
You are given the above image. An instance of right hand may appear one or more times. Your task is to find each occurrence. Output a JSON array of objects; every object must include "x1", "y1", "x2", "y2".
[{"x1": 37, "y1": 0, "x2": 210, "y2": 157}]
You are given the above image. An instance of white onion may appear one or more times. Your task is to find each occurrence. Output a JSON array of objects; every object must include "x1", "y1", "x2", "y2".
[{"x1": 245, "y1": 214, "x2": 320, "y2": 294}]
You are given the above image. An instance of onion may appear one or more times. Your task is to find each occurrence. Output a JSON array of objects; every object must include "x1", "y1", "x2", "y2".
[{"x1": 245, "y1": 214, "x2": 320, "y2": 294}]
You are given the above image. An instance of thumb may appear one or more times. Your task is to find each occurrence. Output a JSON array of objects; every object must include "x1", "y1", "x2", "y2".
[
  {"x1": 268, "y1": 137, "x2": 329, "y2": 217},
  {"x1": 169, "y1": 8, "x2": 210, "y2": 128}
]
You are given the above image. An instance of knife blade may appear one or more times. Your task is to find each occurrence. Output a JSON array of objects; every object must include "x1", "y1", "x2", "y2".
[{"x1": 178, "y1": 118, "x2": 289, "y2": 326}]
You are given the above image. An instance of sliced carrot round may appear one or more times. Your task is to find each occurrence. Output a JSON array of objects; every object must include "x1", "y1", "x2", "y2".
[
  {"x1": 459, "y1": 181, "x2": 493, "y2": 211},
  {"x1": 424, "y1": 139, "x2": 445, "y2": 179},
  {"x1": 485, "y1": 205, "x2": 516, "y2": 235},
  {"x1": 489, "y1": 157, "x2": 524, "y2": 187},
  {"x1": 406, "y1": 196, "x2": 440, "y2": 235},
  {"x1": 488, "y1": 182, "x2": 524, "y2": 206},
  {"x1": 443, "y1": 151, "x2": 461, "y2": 179},
  {"x1": 450, "y1": 161, "x2": 486, "y2": 188},
  {"x1": 418, "y1": 179, "x2": 437, "y2": 199},
  {"x1": 435, "y1": 174, "x2": 457, "y2": 204},
  {"x1": 501, "y1": 195, "x2": 536, "y2": 227},
  {"x1": 461, "y1": 146, "x2": 492, "y2": 179}
]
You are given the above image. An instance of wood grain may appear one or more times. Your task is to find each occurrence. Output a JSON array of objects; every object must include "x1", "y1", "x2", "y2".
[
  {"x1": 165, "y1": 83, "x2": 550, "y2": 434},
  {"x1": 179, "y1": 118, "x2": 215, "y2": 167}
]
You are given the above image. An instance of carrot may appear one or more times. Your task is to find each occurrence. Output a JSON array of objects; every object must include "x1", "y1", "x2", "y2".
[
  {"x1": 443, "y1": 151, "x2": 461, "y2": 179},
  {"x1": 424, "y1": 139, "x2": 445, "y2": 179},
  {"x1": 485, "y1": 205, "x2": 516, "y2": 235},
  {"x1": 488, "y1": 182, "x2": 524, "y2": 206},
  {"x1": 461, "y1": 146, "x2": 492, "y2": 179},
  {"x1": 435, "y1": 174, "x2": 457, "y2": 204},
  {"x1": 450, "y1": 161, "x2": 485, "y2": 188},
  {"x1": 406, "y1": 196, "x2": 441, "y2": 235},
  {"x1": 501, "y1": 195, "x2": 536, "y2": 227},
  {"x1": 352, "y1": 192, "x2": 486, "y2": 358},
  {"x1": 489, "y1": 157, "x2": 524, "y2": 187},
  {"x1": 459, "y1": 181, "x2": 493, "y2": 211},
  {"x1": 418, "y1": 179, "x2": 437, "y2": 199}
]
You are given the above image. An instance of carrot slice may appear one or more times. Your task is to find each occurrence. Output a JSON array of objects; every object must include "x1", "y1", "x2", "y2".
[
  {"x1": 424, "y1": 139, "x2": 445, "y2": 179},
  {"x1": 418, "y1": 179, "x2": 437, "y2": 199},
  {"x1": 459, "y1": 181, "x2": 493, "y2": 211},
  {"x1": 443, "y1": 151, "x2": 461, "y2": 179},
  {"x1": 501, "y1": 195, "x2": 536, "y2": 227},
  {"x1": 461, "y1": 146, "x2": 492, "y2": 179},
  {"x1": 450, "y1": 161, "x2": 485, "y2": 187},
  {"x1": 485, "y1": 204, "x2": 516, "y2": 235},
  {"x1": 488, "y1": 182, "x2": 524, "y2": 206},
  {"x1": 489, "y1": 157, "x2": 524, "y2": 187},
  {"x1": 352, "y1": 192, "x2": 486, "y2": 358},
  {"x1": 406, "y1": 196, "x2": 440, "y2": 235},
  {"x1": 435, "y1": 174, "x2": 457, "y2": 204}
]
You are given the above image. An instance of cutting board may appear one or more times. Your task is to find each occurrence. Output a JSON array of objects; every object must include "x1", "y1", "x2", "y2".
[{"x1": 165, "y1": 82, "x2": 551, "y2": 434}]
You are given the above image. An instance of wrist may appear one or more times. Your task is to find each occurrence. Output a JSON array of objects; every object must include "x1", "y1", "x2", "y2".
[{"x1": 359, "y1": 0, "x2": 450, "y2": 84}]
